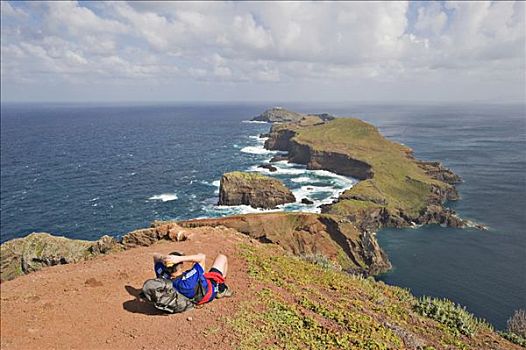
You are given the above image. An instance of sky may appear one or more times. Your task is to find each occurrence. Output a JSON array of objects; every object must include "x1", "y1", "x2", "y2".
[{"x1": 1, "y1": 1, "x2": 525, "y2": 103}]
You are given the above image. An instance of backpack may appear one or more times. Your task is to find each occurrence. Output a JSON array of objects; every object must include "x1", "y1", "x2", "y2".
[{"x1": 141, "y1": 277, "x2": 206, "y2": 314}]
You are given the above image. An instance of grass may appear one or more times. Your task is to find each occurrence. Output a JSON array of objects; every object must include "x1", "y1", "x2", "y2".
[
  {"x1": 289, "y1": 118, "x2": 453, "y2": 218},
  {"x1": 226, "y1": 243, "x2": 515, "y2": 350},
  {"x1": 223, "y1": 171, "x2": 292, "y2": 193},
  {"x1": 225, "y1": 171, "x2": 269, "y2": 180}
]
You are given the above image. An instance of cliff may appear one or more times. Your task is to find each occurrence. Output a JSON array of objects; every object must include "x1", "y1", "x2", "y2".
[
  {"x1": 218, "y1": 171, "x2": 295, "y2": 209},
  {"x1": 265, "y1": 117, "x2": 472, "y2": 232},
  {"x1": 178, "y1": 212, "x2": 390, "y2": 276},
  {"x1": 0, "y1": 227, "x2": 520, "y2": 350},
  {"x1": 1, "y1": 212, "x2": 390, "y2": 281}
]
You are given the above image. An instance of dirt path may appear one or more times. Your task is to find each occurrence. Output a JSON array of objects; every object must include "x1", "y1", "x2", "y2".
[{"x1": 1, "y1": 227, "x2": 253, "y2": 350}]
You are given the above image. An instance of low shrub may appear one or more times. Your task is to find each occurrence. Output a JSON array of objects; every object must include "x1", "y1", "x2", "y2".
[
  {"x1": 414, "y1": 297, "x2": 485, "y2": 337},
  {"x1": 498, "y1": 309, "x2": 526, "y2": 347},
  {"x1": 508, "y1": 309, "x2": 526, "y2": 338},
  {"x1": 498, "y1": 330, "x2": 526, "y2": 347}
]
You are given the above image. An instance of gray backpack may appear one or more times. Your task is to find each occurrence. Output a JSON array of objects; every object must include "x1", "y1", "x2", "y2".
[{"x1": 141, "y1": 278, "x2": 199, "y2": 314}]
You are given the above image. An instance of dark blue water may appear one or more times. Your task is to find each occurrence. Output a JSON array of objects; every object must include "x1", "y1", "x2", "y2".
[{"x1": 1, "y1": 102, "x2": 524, "y2": 329}]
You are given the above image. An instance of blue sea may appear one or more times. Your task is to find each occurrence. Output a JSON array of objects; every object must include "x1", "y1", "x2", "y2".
[{"x1": 1, "y1": 102, "x2": 524, "y2": 329}]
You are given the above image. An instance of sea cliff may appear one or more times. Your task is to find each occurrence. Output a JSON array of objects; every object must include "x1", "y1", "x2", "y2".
[{"x1": 264, "y1": 116, "x2": 473, "y2": 232}]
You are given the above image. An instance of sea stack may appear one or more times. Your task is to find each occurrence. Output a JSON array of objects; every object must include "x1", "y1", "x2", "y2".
[{"x1": 218, "y1": 171, "x2": 295, "y2": 209}]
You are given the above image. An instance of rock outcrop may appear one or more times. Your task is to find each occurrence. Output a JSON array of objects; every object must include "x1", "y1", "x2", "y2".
[
  {"x1": 178, "y1": 212, "x2": 391, "y2": 276},
  {"x1": 252, "y1": 107, "x2": 335, "y2": 123},
  {"x1": 258, "y1": 164, "x2": 277, "y2": 172},
  {"x1": 120, "y1": 222, "x2": 188, "y2": 249},
  {"x1": 218, "y1": 171, "x2": 295, "y2": 209},
  {"x1": 0, "y1": 223, "x2": 190, "y2": 281},
  {"x1": 0, "y1": 233, "x2": 119, "y2": 281}
]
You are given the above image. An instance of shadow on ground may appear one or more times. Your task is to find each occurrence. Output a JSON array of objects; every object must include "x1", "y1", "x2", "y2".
[{"x1": 122, "y1": 285, "x2": 167, "y2": 316}]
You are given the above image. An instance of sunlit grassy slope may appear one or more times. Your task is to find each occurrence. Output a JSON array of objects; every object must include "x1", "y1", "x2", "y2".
[
  {"x1": 228, "y1": 243, "x2": 519, "y2": 350},
  {"x1": 291, "y1": 118, "x2": 454, "y2": 217}
]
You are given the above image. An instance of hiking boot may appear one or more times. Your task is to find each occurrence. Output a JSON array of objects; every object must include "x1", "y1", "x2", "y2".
[{"x1": 216, "y1": 286, "x2": 233, "y2": 299}]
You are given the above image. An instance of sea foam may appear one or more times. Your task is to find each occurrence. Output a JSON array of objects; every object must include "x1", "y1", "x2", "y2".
[
  {"x1": 148, "y1": 193, "x2": 178, "y2": 202},
  {"x1": 240, "y1": 146, "x2": 279, "y2": 155},
  {"x1": 242, "y1": 120, "x2": 268, "y2": 124}
]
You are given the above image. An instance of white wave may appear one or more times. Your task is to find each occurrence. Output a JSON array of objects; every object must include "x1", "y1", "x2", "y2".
[
  {"x1": 240, "y1": 146, "x2": 278, "y2": 155},
  {"x1": 148, "y1": 193, "x2": 178, "y2": 202},
  {"x1": 249, "y1": 135, "x2": 266, "y2": 142},
  {"x1": 273, "y1": 166, "x2": 306, "y2": 175},
  {"x1": 310, "y1": 169, "x2": 356, "y2": 187},
  {"x1": 203, "y1": 204, "x2": 282, "y2": 217},
  {"x1": 200, "y1": 180, "x2": 220, "y2": 187},
  {"x1": 291, "y1": 176, "x2": 311, "y2": 183},
  {"x1": 242, "y1": 120, "x2": 268, "y2": 124}
]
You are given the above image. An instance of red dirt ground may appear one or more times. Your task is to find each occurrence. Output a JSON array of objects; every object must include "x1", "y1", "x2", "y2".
[{"x1": 1, "y1": 227, "x2": 254, "y2": 350}]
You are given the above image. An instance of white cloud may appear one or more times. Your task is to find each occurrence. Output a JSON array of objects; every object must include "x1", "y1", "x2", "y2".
[
  {"x1": 1, "y1": 0, "x2": 524, "y2": 102},
  {"x1": 44, "y1": 1, "x2": 128, "y2": 35}
]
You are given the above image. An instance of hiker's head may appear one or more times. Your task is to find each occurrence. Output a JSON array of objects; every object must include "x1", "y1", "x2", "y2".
[{"x1": 165, "y1": 251, "x2": 184, "y2": 276}]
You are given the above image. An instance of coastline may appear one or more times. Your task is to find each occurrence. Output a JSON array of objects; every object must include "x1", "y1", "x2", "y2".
[{"x1": 1, "y1": 113, "x2": 473, "y2": 282}]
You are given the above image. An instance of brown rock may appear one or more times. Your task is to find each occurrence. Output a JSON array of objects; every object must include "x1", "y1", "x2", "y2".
[
  {"x1": 0, "y1": 233, "x2": 111, "y2": 282},
  {"x1": 218, "y1": 172, "x2": 295, "y2": 209},
  {"x1": 258, "y1": 164, "x2": 278, "y2": 172},
  {"x1": 179, "y1": 212, "x2": 391, "y2": 276}
]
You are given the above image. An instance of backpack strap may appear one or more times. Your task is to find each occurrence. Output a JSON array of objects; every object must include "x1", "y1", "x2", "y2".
[
  {"x1": 196, "y1": 278, "x2": 213, "y2": 305},
  {"x1": 178, "y1": 276, "x2": 206, "y2": 304}
]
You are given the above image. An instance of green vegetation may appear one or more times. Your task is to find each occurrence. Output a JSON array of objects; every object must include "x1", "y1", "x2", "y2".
[
  {"x1": 227, "y1": 243, "x2": 514, "y2": 350},
  {"x1": 414, "y1": 297, "x2": 491, "y2": 337},
  {"x1": 507, "y1": 309, "x2": 526, "y2": 338},
  {"x1": 225, "y1": 171, "x2": 268, "y2": 180},
  {"x1": 499, "y1": 331, "x2": 526, "y2": 347},
  {"x1": 499, "y1": 309, "x2": 526, "y2": 347},
  {"x1": 290, "y1": 118, "x2": 454, "y2": 218}
]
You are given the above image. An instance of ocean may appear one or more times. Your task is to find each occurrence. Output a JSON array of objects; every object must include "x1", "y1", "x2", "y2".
[{"x1": 1, "y1": 102, "x2": 524, "y2": 329}]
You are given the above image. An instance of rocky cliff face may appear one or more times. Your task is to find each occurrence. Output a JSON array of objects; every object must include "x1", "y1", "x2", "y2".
[
  {"x1": 178, "y1": 212, "x2": 391, "y2": 276},
  {"x1": 218, "y1": 171, "x2": 295, "y2": 209},
  {"x1": 0, "y1": 233, "x2": 119, "y2": 281}
]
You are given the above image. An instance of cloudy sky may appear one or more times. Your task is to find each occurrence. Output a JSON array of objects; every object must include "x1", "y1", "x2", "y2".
[{"x1": 1, "y1": 1, "x2": 524, "y2": 103}]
